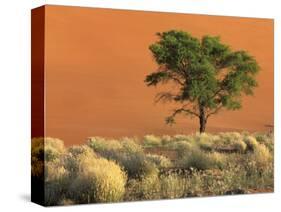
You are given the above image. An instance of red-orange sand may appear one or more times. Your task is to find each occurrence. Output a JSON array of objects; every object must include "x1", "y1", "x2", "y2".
[{"x1": 42, "y1": 5, "x2": 273, "y2": 145}]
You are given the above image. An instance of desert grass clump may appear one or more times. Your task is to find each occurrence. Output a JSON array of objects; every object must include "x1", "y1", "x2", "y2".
[
  {"x1": 231, "y1": 139, "x2": 247, "y2": 153},
  {"x1": 68, "y1": 145, "x2": 96, "y2": 158},
  {"x1": 254, "y1": 133, "x2": 274, "y2": 152},
  {"x1": 45, "y1": 161, "x2": 69, "y2": 206},
  {"x1": 31, "y1": 137, "x2": 66, "y2": 177},
  {"x1": 43, "y1": 138, "x2": 68, "y2": 205},
  {"x1": 44, "y1": 137, "x2": 66, "y2": 161},
  {"x1": 32, "y1": 132, "x2": 274, "y2": 204},
  {"x1": 64, "y1": 145, "x2": 97, "y2": 178},
  {"x1": 87, "y1": 137, "x2": 122, "y2": 152},
  {"x1": 205, "y1": 132, "x2": 247, "y2": 153},
  {"x1": 31, "y1": 137, "x2": 45, "y2": 178},
  {"x1": 177, "y1": 147, "x2": 211, "y2": 170},
  {"x1": 178, "y1": 147, "x2": 225, "y2": 170},
  {"x1": 31, "y1": 137, "x2": 68, "y2": 205},
  {"x1": 88, "y1": 137, "x2": 150, "y2": 177},
  {"x1": 146, "y1": 154, "x2": 172, "y2": 168},
  {"x1": 218, "y1": 132, "x2": 242, "y2": 146},
  {"x1": 161, "y1": 135, "x2": 172, "y2": 146},
  {"x1": 143, "y1": 135, "x2": 162, "y2": 147},
  {"x1": 195, "y1": 133, "x2": 221, "y2": 152},
  {"x1": 136, "y1": 170, "x2": 161, "y2": 200},
  {"x1": 194, "y1": 132, "x2": 212, "y2": 142},
  {"x1": 198, "y1": 139, "x2": 214, "y2": 152},
  {"x1": 173, "y1": 134, "x2": 194, "y2": 142},
  {"x1": 247, "y1": 144, "x2": 272, "y2": 171},
  {"x1": 244, "y1": 136, "x2": 259, "y2": 151},
  {"x1": 69, "y1": 156, "x2": 127, "y2": 203},
  {"x1": 170, "y1": 141, "x2": 194, "y2": 159},
  {"x1": 159, "y1": 174, "x2": 186, "y2": 198}
]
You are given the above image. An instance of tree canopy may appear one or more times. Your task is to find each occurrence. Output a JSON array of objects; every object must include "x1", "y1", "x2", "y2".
[{"x1": 145, "y1": 30, "x2": 260, "y2": 133}]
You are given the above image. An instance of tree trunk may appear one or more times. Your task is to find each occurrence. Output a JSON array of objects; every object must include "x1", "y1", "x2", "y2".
[{"x1": 199, "y1": 105, "x2": 207, "y2": 133}]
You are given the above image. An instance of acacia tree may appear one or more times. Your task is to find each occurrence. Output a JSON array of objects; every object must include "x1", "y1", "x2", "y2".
[{"x1": 145, "y1": 30, "x2": 260, "y2": 133}]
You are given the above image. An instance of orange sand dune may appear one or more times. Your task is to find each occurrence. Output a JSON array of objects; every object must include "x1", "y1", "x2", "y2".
[{"x1": 43, "y1": 5, "x2": 273, "y2": 145}]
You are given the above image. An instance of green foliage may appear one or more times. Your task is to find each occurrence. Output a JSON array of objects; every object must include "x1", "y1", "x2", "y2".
[{"x1": 145, "y1": 30, "x2": 260, "y2": 132}]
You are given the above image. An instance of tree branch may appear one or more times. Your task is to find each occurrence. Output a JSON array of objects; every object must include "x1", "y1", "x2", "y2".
[
  {"x1": 155, "y1": 92, "x2": 178, "y2": 103},
  {"x1": 172, "y1": 106, "x2": 199, "y2": 118},
  {"x1": 206, "y1": 105, "x2": 223, "y2": 118}
]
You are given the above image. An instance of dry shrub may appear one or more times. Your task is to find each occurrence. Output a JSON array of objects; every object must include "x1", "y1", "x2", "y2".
[
  {"x1": 248, "y1": 144, "x2": 272, "y2": 171},
  {"x1": 244, "y1": 136, "x2": 259, "y2": 151},
  {"x1": 137, "y1": 171, "x2": 161, "y2": 200},
  {"x1": 31, "y1": 137, "x2": 44, "y2": 178},
  {"x1": 146, "y1": 154, "x2": 172, "y2": 168},
  {"x1": 88, "y1": 137, "x2": 149, "y2": 177},
  {"x1": 43, "y1": 138, "x2": 67, "y2": 205},
  {"x1": 87, "y1": 137, "x2": 122, "y2": 152},
  {"x1": 173, "y1": 141, "x2": 194, "y2": 158},
  {"x1": 64, "y1": 145, "x2": 97, "y2": 178},
  {"x1": 31, "y1": 137, "x2": 66, "y2": 177},
  {"x1": 69, "y1": 156, "x2": 127, "y2": 203},
  {"x1": 178, "y1": 147, "x2": 225, "y2": 170},
  {"x1": 161, "y1": 135, "x2": 172, "y2": 145},
  {"x1": 143, "y1": 135, "x2": 162, "y2": 147},
  {"x1": 44, "y1": 137, "x2": 65, "y2": 162},
  {"x1": 173, "y1": 134, "x2": 193, "y2": 142},
  {"x1": 231, "y1": 139, "x2": 247, "y2": 153},
  {"x1": 160, "y1": 174, "x2": 186, "y2": 199},
  {"x1": 254, "y1": 133, "x2": 274, "y2": 152}
]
